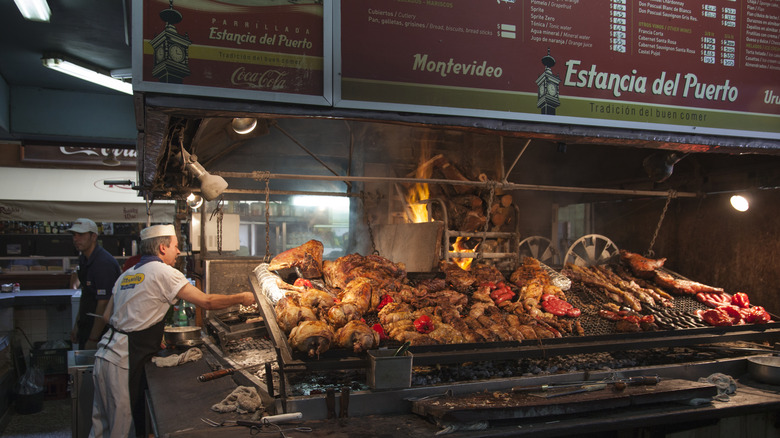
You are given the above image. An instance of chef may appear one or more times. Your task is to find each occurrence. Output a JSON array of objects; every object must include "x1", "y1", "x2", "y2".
[{"x1": 89, "y1": 224, "x2": 256, "y2": 438}]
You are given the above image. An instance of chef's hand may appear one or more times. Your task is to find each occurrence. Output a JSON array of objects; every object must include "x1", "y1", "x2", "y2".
[{"x1": 239, "y1": 292, "x2": 256, "y2": 307}]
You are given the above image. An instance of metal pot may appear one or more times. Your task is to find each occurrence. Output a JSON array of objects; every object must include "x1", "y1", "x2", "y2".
[
  {"x1": 164, "y1": 326, "x2": 203, "y2": 347},
  {"x1": 747, "y1": 355, "x2": 780, "y2": 385}
]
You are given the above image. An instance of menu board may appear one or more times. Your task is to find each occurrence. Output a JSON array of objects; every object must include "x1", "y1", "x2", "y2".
[
  {"x1": 134, "y1": 0, "x2": 329, "y2": 105},
  {"x1": 338, "y1": 0, "x2": 780, "y2": 139}
]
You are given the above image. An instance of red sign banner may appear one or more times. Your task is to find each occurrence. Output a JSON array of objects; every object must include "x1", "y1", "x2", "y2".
[{"x1": 339, "y1": 0, "x2": 780, "y2": 138}]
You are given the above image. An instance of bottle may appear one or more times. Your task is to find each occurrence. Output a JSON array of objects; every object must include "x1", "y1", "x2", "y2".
[{"x1": 175, "y1": 300, "x2": 189, "y2": 327}]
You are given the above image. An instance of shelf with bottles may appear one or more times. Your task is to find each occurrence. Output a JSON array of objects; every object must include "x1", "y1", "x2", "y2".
[
  {"x1": 0, "y1": 221, "x2": 141, "y2": 236},
  {"x1": 0, "y1": 256, "x2": 80, "y2": 275}
]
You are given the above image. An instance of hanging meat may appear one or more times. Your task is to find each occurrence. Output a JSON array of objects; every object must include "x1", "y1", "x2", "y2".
[
  {"x1": 288, "y1": 320, "x2": 335, "y2": 358},
  {"x1": 619, "y1": 249, "x2": 666, "y2": 278},
  {"x1": 268, "y1": 239, "x2": 324, "y2": 279}
]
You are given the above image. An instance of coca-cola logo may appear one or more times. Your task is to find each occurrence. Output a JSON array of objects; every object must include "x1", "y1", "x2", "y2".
[
  {"x1": 231, "y1": 67, "x2": 288, "y2": 91},
  {"x1": 60, "y1": 147, "x2": 137, "y2": 158}
]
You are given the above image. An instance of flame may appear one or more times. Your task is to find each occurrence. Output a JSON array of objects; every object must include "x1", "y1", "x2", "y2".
[
  {"x1": 407, "y1": 182, "x2": 429, "y2": 223},
  {"x1": 452, "y1": 237, "x2": 478, "y2": 270}
]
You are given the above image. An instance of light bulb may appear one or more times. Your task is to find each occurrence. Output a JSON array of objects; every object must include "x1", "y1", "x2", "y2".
[{"x1": 730, "y1": 195, "x2": 749, "y2": 212}]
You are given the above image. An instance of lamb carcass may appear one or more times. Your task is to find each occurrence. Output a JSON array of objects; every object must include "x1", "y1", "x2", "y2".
[{"x1": 268, "y1": 239, "x2": 324, "y2": 279}]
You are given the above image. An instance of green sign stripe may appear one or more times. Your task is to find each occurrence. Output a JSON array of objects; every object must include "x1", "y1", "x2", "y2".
[{"x1": 341, "y1": 78, "x2": 780, "y2": 134}]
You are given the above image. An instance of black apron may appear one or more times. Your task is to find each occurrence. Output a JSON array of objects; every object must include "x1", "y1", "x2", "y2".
[{"x1": 127, "y1": 319, "x2": 165, "y2": 437}]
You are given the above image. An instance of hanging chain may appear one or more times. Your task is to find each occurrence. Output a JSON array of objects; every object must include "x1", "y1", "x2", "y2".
[
  {"x1": 209, "y1": 197, "x2": 225, "y2": 255},
  {"x1": 646, "y1": 189, "x2": 676, "y2": 257},
  {"x1": 263, "y1": 173, "x2": 272, "y2": 263},
  {"x1": 361, "y1": 191, "x2": 378, "y2": 255},
  {"x1": 477, "y1": 182, "x2": 497, "y2": 261}
]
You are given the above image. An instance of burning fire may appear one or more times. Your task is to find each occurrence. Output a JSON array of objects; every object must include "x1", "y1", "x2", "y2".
[
  {"x1": 452, "y1": 237, "x2": 478, "y2": 270},
  {"x1": 407, "y1": 182, "x2": 429, "y2": 223}
]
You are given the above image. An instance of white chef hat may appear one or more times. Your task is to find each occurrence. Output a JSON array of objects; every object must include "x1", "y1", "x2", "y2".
[
  {"x1": 67, "y1": 218, "x2": 98, "y2": 234},
  {"x1": 140, "y1": 224, "x2": 176, "y2": 240}
]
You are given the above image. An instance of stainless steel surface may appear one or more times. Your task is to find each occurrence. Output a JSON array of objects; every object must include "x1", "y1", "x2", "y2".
[
  {"x1": 747, "y1": 355, "x2": 780, "y2": 385},
  {"x1": 68, "y1": 350, "x2": 96, "y2": 438}
]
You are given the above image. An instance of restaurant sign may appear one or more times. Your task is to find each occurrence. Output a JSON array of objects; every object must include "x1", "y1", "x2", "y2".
[
  {"x1": 133, "y1": 0, "x2": 330, "y2": 105},
  {"x1": 337, "y1": 0, "x2": 780, "y2": 140}
]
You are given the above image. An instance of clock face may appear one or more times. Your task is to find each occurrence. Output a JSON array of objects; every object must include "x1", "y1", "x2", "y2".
[
  {"x1": 170, "y1": 45, "x2": 185, "y2": 62},
  {"x1": 155, "y1": 47, "x2": 164, "y2": 62},
  {"x1": 548, "y1": 83, "x2": 557, "y2": 96},
  {"x1": 539, "y1": 84, "x2": 545, "y2": 95}
]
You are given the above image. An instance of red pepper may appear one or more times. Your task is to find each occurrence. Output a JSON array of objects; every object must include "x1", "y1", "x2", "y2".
[
  {"x1": 731, "y1": 292, "x2": 750, "y2": 308},
  {"x1": 745, "y1": 306, "x2": 771, "y2": 324},
  {"x1": 494, "y1": 292, "x2": 514, "y2": 305},
  {"x1": 377, "y1": 294, "x2": 394, "y2": 311},
  {"x1": 413, "y1": 315, "x2": 434, "y2": 334},
  {"x1": 371, "y1": 323, "x2": 389, "y2": 340},
  {"x1": 293, "y1": 278, "x2": 312, "y2": 288}
]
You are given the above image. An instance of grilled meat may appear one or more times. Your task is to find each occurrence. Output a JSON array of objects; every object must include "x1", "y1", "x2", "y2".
[
  {"x1": 268, "y1": 239, "x2": 324, "y2": 279},
  {"x1": 288, "y1": 320, "x2": 335, "y2": 358},
  {"x1": 335, "y1": 320, "x2": 380, "y2": 353},
  {"x1": 439, "y1": 260, "x2": 477, "y2": 293},
  {"x1": 323, "y1": 253, "x2": 406, "y2": 290},
  {"x1": 274, "y1": 296, "x2": 317, "y2": 333},
  {"x1": 298, "y1": 288, "x2": 336, "y2": 317},
  {"x1": 619, "y1": 249, "x2": 666, "y2": 278},
  {"x1": 654, "y1": 270, "x2": 724, "y2": 295}
]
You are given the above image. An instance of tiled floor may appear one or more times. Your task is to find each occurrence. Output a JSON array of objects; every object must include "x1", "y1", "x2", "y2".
[{"x1": 1, "y1": 397, "x2": 71, "y2": 438}]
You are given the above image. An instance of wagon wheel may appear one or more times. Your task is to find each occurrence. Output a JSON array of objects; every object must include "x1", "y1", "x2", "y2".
[
  {"x1": 518, "y1": 236, "x2": 559, "y2": 266},
  {"x1": 563, "y1": 234, "x2": 620, "y2": 267}
]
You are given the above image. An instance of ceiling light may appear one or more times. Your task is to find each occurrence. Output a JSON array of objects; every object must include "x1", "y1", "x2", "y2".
[
  {"x1": 730, "y1": 195, "x2": 749, "y2": 212},
  {"x1": 42, "y1": 57, "x2": 133, "y2": 95},
  {"x1": 180, "y1": 148, "x2": 228, "y2": 201},
  {"x1": 232, "y1": 118, "x2": 258, "y2": 135},
  {"x1": 14, "y1": 0, "x2": 50, "y2": 22},
  {"x1": 186, "y1": 193, "x2": 203, "y2": 210}
]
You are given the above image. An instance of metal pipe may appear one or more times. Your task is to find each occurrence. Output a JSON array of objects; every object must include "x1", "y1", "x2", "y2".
[{"x1": 213, "y1": 170, "x2": 698, "y2": 198}]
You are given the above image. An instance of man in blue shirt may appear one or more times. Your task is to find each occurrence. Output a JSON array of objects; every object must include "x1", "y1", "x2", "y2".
[{"x1": 68, "y1": 218, "x2": 121, "y2": 350}]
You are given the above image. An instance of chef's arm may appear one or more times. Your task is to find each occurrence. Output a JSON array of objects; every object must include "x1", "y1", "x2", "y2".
[
  {"x1": 176, "y1": 282, "x2": 256, "y2": 310},
  {"x1": 87, "y1": 300, "x2": 109, "y2": 341},
  {"x1": 101, "y1": 295, "x2": 114, "y2": 321}
]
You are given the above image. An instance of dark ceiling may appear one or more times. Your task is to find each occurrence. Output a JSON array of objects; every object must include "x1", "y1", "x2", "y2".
[{"x1": 0, "y1": 0, "x2": 131, "y2": 95}]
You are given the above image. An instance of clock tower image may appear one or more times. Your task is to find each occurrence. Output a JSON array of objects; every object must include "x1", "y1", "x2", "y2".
[
  {"x1": 535, "y1": 49, "x2": 561, "y2": 115},
  {"x1": 149, "y1": 0, "x2": 192, "y2": 84}
]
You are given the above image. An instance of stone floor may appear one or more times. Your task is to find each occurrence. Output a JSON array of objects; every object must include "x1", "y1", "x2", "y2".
[{"x1": 0, "y1": 397, "x2": 71, "y2": 438}]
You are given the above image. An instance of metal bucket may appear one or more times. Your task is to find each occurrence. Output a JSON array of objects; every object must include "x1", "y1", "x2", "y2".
[{"x1": 367, "y1": 349, "x2": 412, "y2": 390}]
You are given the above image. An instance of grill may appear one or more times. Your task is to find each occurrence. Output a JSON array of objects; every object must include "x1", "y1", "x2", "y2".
[
  {"x1": 205, "y1": 309, "x2": 266, "y2": 348},
  {"x1": 249, "y1": 263, "x2": 780, "y2": 373}
]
